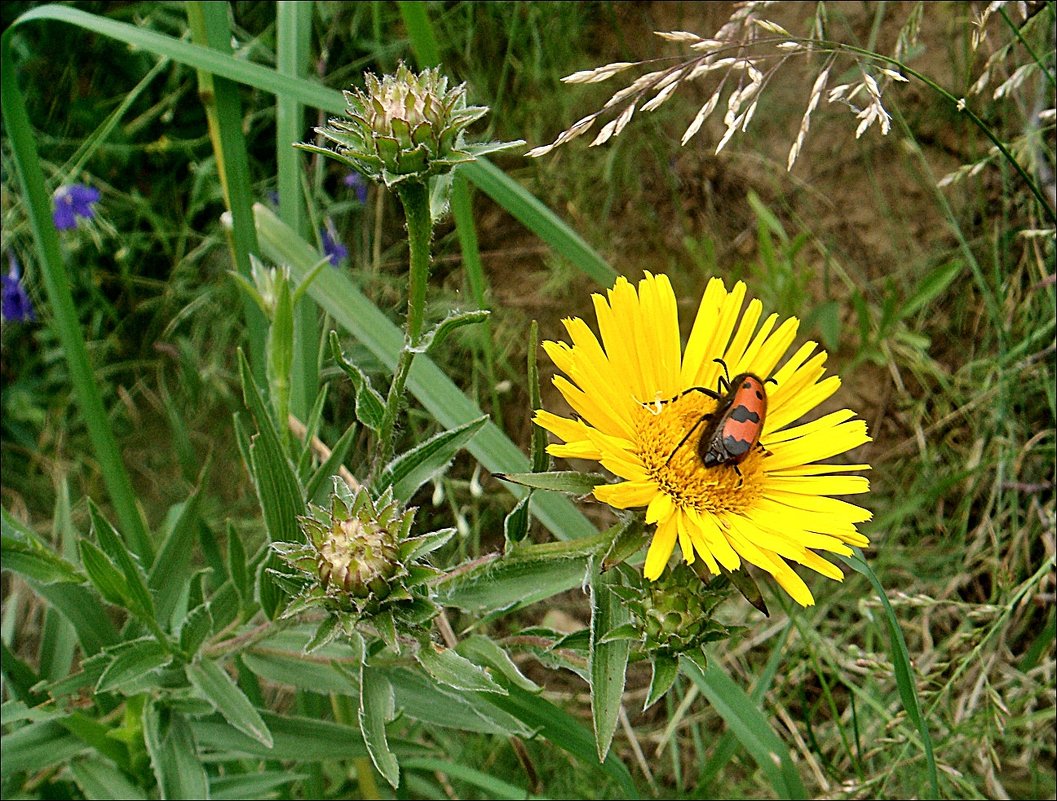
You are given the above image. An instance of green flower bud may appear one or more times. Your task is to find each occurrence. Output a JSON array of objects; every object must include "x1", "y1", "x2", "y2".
[
  {"x1": 294, "y1": 485, "x2": 414, "y2": 616},
  {"x1": 628, "y1": 563, "x2": 734, "y2": 656},
  {"x1": 297, "y1": 62, "x2": 523, "y2": 188}
]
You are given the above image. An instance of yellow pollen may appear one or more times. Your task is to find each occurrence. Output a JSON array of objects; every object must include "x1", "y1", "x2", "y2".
[{"x1": 634, "y1": 392, "x2": 765, "y2": 515}]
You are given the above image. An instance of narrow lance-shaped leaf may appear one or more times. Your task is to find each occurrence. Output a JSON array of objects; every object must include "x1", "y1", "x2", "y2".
[
  {"x1": 494, "y1": 471, "x2": 608, "y2": 495},
  {"x1": 96, "y1": 638, "x2": 172, "y2": 694},
  {"x1": 416, "y1": 644, "x2": 506, "y2": 694},
  {"x1": 358, "y1": 661, "x2": 400, "y2": 788},
  {"x1": 375, "y1": 416, "x2": 488, "y2": 501},
  {"x1": 186, "y1": 659, "x2": 273, "y2": 748},
  {"x1": 142, "y1": 700, "x2": 210, "y2": 801},
  {"x1": 1, "y1": 511, "x2": 85, "y2": 585},
  {"x1": 330, "y1": 332, "x2": 386, "y2": 432},
  {"x1": 589, "y1": 561, "x2": 631, "y2": 762},
  {"x1": 88, "y1": 501, "x2": 156, "y2": 626}
]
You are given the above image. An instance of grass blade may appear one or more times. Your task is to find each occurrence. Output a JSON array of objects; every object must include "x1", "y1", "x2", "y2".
[
  {"x1": 682, "y1": 658, "x2": 807, "y2": 799},
  {"x1": 841, "y1": 550, "x2": 939, "y2": 798}
]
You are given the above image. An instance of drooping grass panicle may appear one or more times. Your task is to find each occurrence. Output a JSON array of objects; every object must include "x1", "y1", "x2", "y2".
[{"x1": 527, "y1": 1, "x2": 928, "y2": 169}]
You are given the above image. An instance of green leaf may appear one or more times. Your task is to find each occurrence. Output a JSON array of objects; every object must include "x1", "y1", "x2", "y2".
[
  {"x1": 0, "y1": 640, "x2": 45, "y2": 706},
  {"x1": 528, "y1": 320, "x2": 550, "y2": 473},
  {"x1": 495, "y1": 471, "x2": 608, "y2": 494},
  {"x1": 149, "y1": 489, "x2": 203, "y2": 627},
  {"x1": 88, "y1": 501, "x2": 156, "y2": 625},
  {"x1": 241, "y1": 651, "x2": 354, "y2": 695},
  {"x1": 359, "y1": 661, "x2": 400, "y2": 788},
  {"x1": 389, "y1": 668, "x2": 533, "y2": 736},
  {"x1": 303, "y1": 616, "x2": 342, "y2": 654},
  {"x1": 457, "y1": 635, "x2": 541, "y2": 693},
  {"x1": 186, "y1": 660, "x2": 273, "y2": 748},
  {"x1": 143, "y1": 701, "x2": 210, "y2": 801},
  {"x1": 238, "y1": 351, "x2": 305, "y2": 545},
  {"x1": 375, "y1": 416, "x2": 488, "y2": 501},
  {"x1": 0, "y1": 719, "x2": 87, "y2": 778},
  {"x1": 644, "y1": 654, "x2": 679, "y2": 710},
  {"x1": 79, "y1": 539, "x2": 134, "y2": 610},
  {"x1": 589, "y1": 563, "x2": 631, "y2": 762},
  {"x1": 70, "y1": 758, "x2": 145, "y2": 800},
  {"x1": 96, "y1": 638, "x2": 171, "y2": 694},
  {"x1": 190, "y1": 711, "x2": 367, "y2": 761},
  {"x1": 26, "y1": 582, "x2": 118, "y2": 657},
  {"x1": 416, "y1": 309, "x2": 490, "y2": 355},
  {"x1": 226, "y1": 522, "x2": 250, "y2": 607},
  {"x1": 1, "y1": 507, "x2": 85, "y2": 584},
  {"x1": 600, "y1": 517, "x2": 647, "y2": 572},
  {"x1": 436, "y1": 552, "x2": 589, "y2": 615},
  {"x1": 682, "y1": 658, "x2": 807, "y2": 799},
  {"x1": 330, "y1": 332, "x2": 386, "y2": 432},
  {"x1": 841, "y1": 550, "x2": 939, "y2": 798},
  {"x1": 399, "y1": 527, "x2": 455, "y2": 562},
  {"x1": 178, "y1": 603, "x2": 215, "y2": 657},
  {"x1": 503, "y1": 493, "x2": 531, "y2": 544},
  {"x1": 416, "y1": 644, "x2": 506, "y2": 694}
]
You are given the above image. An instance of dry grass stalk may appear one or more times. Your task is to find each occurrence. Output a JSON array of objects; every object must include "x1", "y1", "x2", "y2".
[{"x1": 527, "y1": 1, "x2": 916, "y2": 170}]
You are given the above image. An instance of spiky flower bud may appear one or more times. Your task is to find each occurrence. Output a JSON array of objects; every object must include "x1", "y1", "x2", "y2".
[
  {"x1": 296, "y1": 486, "x2": 412, "y2": 614},
  {"x1": 272, "y1": 481, "x2": 454, "y2": 639},
  {"x1": 627, "y1": 563, "x2": 733, "y2": 655},
  {"x1": 296, "y1": 63, "x2": 522, "y2": 188}
]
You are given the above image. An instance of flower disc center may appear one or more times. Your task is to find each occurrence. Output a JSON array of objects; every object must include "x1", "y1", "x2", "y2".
[{"x1": 634, "y1": 391, "x2": 764, "y2": 515}]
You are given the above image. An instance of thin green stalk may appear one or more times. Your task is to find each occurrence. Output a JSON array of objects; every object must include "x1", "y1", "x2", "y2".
[
  {"x1": 400, "y1": 181, "x2": 433, "y2": 345},
  {"x1": 377, "y1": 181, "x2": 433, "y2": 468},
  {"x1": 186, "y1": 1, "x2": 268, "y2": 385},
  {"x1": 997, "y1": 5, "x2": 1056, "y2": 91},
  {"x1": 277, "y1": 0, "x2": 319, "y2": 420},
  {"x1": 0, "y1": 26, "x2": 152, "y2": 562}
]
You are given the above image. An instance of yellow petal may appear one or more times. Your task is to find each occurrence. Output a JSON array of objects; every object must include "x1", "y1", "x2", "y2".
[
  {"x1": 593, "y1": 480, "x2": 658, "y2": 509},
  {"x1": 687, "y1": 507, "x2": 740, "y2": 571},
  {"x1": 644, "y1": 513, "x2": 678, "y2": 579},
  {"x1": 646, "y1": 490, "x2": 675, "y2": 524}
]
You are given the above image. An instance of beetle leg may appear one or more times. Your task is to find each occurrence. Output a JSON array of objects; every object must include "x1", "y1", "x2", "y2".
[{"x1": 665, "y1": 413, "x2": 713, "y2": 467}]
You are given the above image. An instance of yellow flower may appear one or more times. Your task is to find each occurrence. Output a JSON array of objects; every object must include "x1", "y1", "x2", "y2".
[{"x1": 535, "y1": 273, "x2": 872, "y2": 607}]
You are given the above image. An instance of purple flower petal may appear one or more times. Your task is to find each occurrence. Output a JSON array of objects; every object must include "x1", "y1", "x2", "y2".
[
  {"x1": 2, "y1": 253, "x2": 36, "y2": 323},
  {"x1": 322, "y1": 224, "x2": 348, "y2": 266},
  {"x1": 343, "y1": 171, "x2": 368, "y2": 205},
  {"x1": 52, "y1": 183, "x2": 101, "y2": 230}
]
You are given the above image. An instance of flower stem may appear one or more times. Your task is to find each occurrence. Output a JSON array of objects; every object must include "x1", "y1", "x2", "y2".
[{"x1": 377, "y1": 181, "x2": 433, "y2": 468}]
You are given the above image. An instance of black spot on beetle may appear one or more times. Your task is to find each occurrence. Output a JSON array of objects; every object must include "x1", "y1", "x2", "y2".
[
  {"x1": 723, "y1": 435, "x2": 751, "y2": 454},
  {"x1": 729, "y1": 406, "x2": 761, "y2": 424}
]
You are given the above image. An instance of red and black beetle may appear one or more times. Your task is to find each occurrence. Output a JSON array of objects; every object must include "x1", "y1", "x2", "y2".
[{"x1": 664, "y1": 359, "x2": 776, "y2": 474}]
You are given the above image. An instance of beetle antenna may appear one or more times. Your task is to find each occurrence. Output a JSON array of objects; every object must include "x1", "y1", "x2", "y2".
[{"x1": 713, "y1": 358, "x2": 731, "y2": 392}]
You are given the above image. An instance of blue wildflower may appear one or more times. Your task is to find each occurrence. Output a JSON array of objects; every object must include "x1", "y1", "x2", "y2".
[
  {"x1": 52, "y1": 183, "x2": 101, "y2": 231},
  {"x1": 343, "y1": 171, "x2": 368, "y2": 205},
  {"x1": 322, "y1": 221, "x2": 348, "y2": 267},
  {"x1": 2, "y1": 253, "x2": 36, "y2": 323}
]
